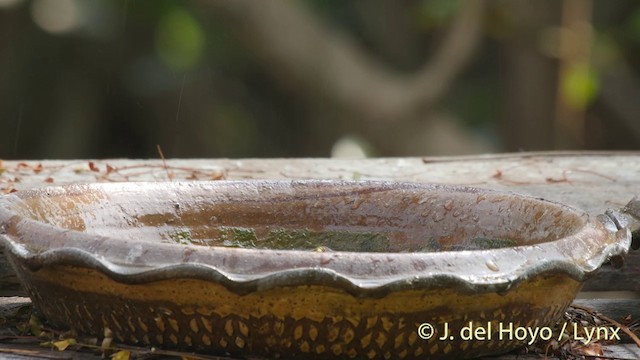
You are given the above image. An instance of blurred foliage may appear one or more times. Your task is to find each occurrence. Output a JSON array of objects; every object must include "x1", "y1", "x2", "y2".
[
  {"x1": 562, "y1": 63, "x2": 599, "y2": 110},
  {"x1": 0, "y1": 0, "x2": 639, "y2": 159},
  {"x1": 416, "y1": 0, "x2": 464, "y2": 28},
  {"x1": 627, "y1": 8, "x2": 640, "y2": 41},
  {"x1": 155, "y1": 8, "x2": 204, "y2": 70}
]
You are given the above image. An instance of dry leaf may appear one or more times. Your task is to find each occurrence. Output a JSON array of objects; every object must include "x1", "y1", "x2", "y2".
[
  {"x1": 53, "y1": 338, "x2": 76, "y2": 351},
  {"x1": 29, "y1": 314, "x2": 43, "y2": 337},
  {"x1": 575, "y1": 342, "x2": 604, "y2": 356},
  {"x1": 112, "y1": 350, "x2": 130, "y2": 360}
]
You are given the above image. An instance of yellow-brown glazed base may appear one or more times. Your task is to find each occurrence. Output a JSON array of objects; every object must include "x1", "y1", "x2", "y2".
[{"x1": 15, "y1": 261, "x2": 580, "y2": 359}]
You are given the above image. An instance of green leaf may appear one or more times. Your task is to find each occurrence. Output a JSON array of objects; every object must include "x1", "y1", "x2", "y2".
[
  {"x1": 417, "y1": 0, "x2": 464, "y2": 28},
  {"x1": 561, "y1": 63, "x2": 599, "y2": 110},
  {"x1": 626, "y1": 7, "x2": 640, "y2": 42},
  {"x1": 156, "y1": 8, "x2": 205, "y2": 70}
]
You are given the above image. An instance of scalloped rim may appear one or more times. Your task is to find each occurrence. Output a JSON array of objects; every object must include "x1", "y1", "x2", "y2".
[{"x1": 0, "y1": 180, "x2": 632, "y2": 296}]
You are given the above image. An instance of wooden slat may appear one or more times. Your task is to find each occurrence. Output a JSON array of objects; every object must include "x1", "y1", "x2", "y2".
[
  {"x1": 0, "y1": 260, "x2": 23, "y2": 297},
  {"x1": 0, "y1": 345, "x2": 85, "y2": 360},
  {"x1": 485, "y1": 344, "x2": 640, "y2": 360},
  {"x1": 602, "y1": 344, "x2": 640, "y2": 359},
  {"x1": 573, "y1": 298, "x2": 640, "y2": 320},
  {"x1": 583, "y1": 259, "x2": 640, "y2": 292}
]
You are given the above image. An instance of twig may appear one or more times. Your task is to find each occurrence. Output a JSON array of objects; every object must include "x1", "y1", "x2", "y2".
[
  {"x1": 571, "y1": 304, "x2": 640, "y2": 347},
  {"x1": 156, "y1": 144, "x2": 174, "y2": 181},
  {"x1": 570, "y1": 168, "x2": 617, "y2": 182}
]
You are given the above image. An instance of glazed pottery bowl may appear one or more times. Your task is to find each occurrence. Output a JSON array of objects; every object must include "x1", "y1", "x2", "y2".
[{"x1": 0, "y1": 181, "x2": 631, "y2": 359}]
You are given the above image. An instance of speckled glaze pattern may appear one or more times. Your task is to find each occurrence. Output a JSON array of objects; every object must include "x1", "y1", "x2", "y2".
[{"x1": 0, "y1": 181, "x2": 631, "y2": 359}]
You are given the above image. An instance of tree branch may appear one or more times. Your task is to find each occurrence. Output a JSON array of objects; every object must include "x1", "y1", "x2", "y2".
[{"x1": 199, "y1": 0, "x2": 484, "y2": 123}]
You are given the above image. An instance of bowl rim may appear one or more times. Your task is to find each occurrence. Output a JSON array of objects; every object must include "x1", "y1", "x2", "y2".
[{"x1": 0, "y1": 180, "x2": 630, "y2": 296}]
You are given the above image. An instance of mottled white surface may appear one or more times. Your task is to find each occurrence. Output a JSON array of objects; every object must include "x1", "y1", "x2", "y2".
[{"x1": 2, "y1": 152, "x2": 638, "y2": 215}]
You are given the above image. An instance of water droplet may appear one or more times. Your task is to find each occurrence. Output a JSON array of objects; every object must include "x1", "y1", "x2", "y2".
[{"x1": 485, "y1": 260, "x2": 500, "y2": 272}]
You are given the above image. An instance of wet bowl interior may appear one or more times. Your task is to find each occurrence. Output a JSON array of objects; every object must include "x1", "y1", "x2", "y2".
[{"x1": 0, "y1": 181, "x2": 628, "y2": 359}]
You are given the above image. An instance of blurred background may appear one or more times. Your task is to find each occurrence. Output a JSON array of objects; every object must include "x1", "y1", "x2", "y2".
[{"x1": 0, "y1": 0, "x2": 639, "y2": 159}]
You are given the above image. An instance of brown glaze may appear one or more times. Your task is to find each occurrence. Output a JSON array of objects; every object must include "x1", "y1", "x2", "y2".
[{"x1": 0, "y1": 181, "x2": 631, "y2": 359}]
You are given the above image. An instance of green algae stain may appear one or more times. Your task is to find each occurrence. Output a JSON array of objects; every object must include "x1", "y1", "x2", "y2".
[
  {"x1": 219, "y1": 226, "x2": 258, "y2": 248},
  {"x1": 166, "y1": 226, "x2": 517, "y2": 253},
  {"x1": 169, "y1": 229, "x2": 192, "y2": 245},
  {"x1": 213, "y1": 227, "x2": 390, "y2": 252},
  {"x1": 468, "y1": 237, "x2": 518, "y2": 250}
]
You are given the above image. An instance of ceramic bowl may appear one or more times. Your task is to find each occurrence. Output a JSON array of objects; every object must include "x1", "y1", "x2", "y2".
[{"x1": 0, "y1": 181, "x2": 631, "y2": 359}]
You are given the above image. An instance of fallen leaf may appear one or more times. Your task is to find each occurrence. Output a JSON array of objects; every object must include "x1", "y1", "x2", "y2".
[
  {"x1": 112, "y1": 350, "x2": 130, "y2": 360},
  {"x1": 53, "y1": 338, "x2": 76, "y2": 351},
  {"x1": 29, "y1": 314, "x2": 43, "y2": 337},
  {"x1": 88, "y1": 161, "x2": 100, "y2": 172},
  {"x1": 575, "y1": 342, "x2": 603, "y2": 356},
  {"x1": 209, "y1": 171, "x2": 225, "y2": 180}
]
